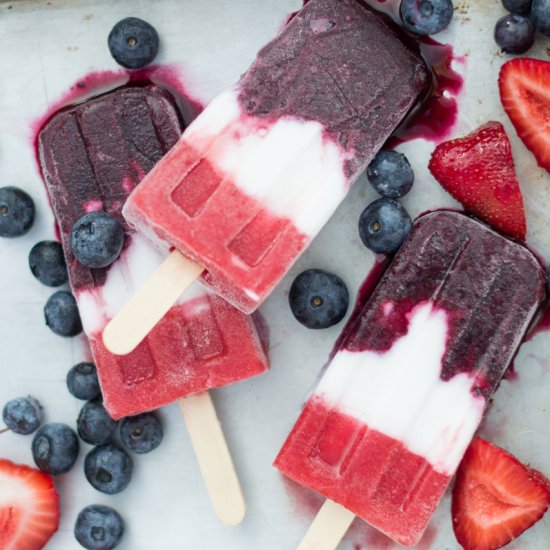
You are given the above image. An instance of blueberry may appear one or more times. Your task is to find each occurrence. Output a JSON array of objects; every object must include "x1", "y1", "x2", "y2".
[
  {"x1": 77, "y1": 400, "x2": 118, "y2": 446},
  {"x1": 29, "y1": 240, "x2": 68, "y2": 287},
  {"x1": 32, "y1": 423, "x2": 79, "y2": 475},
  {"x1": 533, "y1": 0, "x2": 550, "y2": 36},
  {"x1": 367, "y1": 150, "x2": 415, "y2": 199},
  {"x1": 400, "y1": 0, "x2": 454, "y2": 36},
  {"x1": 502, "y1": 0, "x2": 533, "y2": 15},
  {"x1": 0, "y1": 186, "x2": 35, "y2": 238},
  {"x1": 75, "y1": 505, "x2": 124, "y2": 550},
  {"x1": 289, "y1": 269, "x2": 349, "y2": 329},
  {"x1": 84, "y1": 444, "x2": 133, "y2": 494},
  {"x1": 44, "y1": 291, "x2": 82, "y2": 337},
  {"x1": 494, "y1": 14, "x2": 535, "y2": 53},
  {"x1": 2, "y1": 396, "x2": 42, "y2": 435},
  {"x1": 108, "y1": 17, "x2": 159, "y2": 69},
  {"x1": 119, "y1": 413, "x2": 163, "y2": 454},
  {"x1": 358, "y1": 198, "x2": 412, "y2": 255},
  {"x1": 67, "y1": 362, "x2": 101, "y2": 401},
  {"x1": 71, "y1": 212, "x2": 124, "y2": 269}
]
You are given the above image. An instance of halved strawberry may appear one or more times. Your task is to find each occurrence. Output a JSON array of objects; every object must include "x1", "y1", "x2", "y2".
[
  {"x1": 452, "y1": 437, "x2": 550, "y2": 550},
  {"x1": 429, "y1": 121, "x2": 526, "y2": 240},
  {"x1": 0, "y1": 459, "x2": 60, "y2": 550},
  {"x1": 499, "y1": 58, "x2": 550, "y2": 174}
]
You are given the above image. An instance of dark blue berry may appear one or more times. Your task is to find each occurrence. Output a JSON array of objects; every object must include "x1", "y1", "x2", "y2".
[
  {"x1": 533, "y1": 0, "x2": 550, "y2": 36},
  {"x1": 400, "y1": 0, "x2": 454, "y2": 36},
  {"x1": 71, "y1": 212, "x2": 124, "y2": 269},
  {"x1": 84, "y1": 444, "x2": 133, "y2": 494},
  {"x1": 77, "y1": 400, "x2": 118, "y2": 446},
  {"x1": 367, "y1": 150, "x2": 414, "y2": 199},
  {"x1": 67, "y1": 362, "x2": 101, "y2": 401},
  {"x1": 502, "y1": 0, "x2": 533, "y2": 15},
  {"x1": 74, "y1": 505, "x2": 124, "y2": 550},
  {"x1": 2, "y1": 396, "x2": 42, "y2": 435},
  {"x1": 32, "y1": 423, "x2": 79, "y2": 475},
  {"x1": 494, "y1": 14, "x2": 535, "y2": 53},
  {"x1": 289, "y1": 269, "x2": 349, "y2": 329},
  {"x1": 119, "y1": 413, "x2": 163, "y2": 454},
  {"x1": 0, "y1": 186, "x2": 35, "y2": 238},
  {"x1": 358, "y1": 198, "x2": 412, "y2": 255},
  {"x1": 29, "y1": 241, "x2": 68, "y2": 287},
  {"x1": 108, "y1": 17, "x2": 159, "y2": 69},
  {"x1": 44, "y1": 291, "x2": 82, "y2": 337}
]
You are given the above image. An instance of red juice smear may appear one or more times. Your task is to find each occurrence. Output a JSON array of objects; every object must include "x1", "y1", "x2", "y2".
[
  {"x1": 525, "y1": 303, "x2": 550, "y2": 342},
  {"x1": 389, "y1": 38, "x2": 465, "y2": 147}
]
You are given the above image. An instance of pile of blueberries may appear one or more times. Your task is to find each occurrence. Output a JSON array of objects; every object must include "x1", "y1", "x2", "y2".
[
  {"x1": 494, "y1": 0, "x2": 550, "y2": 54},
  {"x1": 288, "y1": 150, "x2": 414, "y2": 331},
  {"x1": 2, "y1": 363, "x2": 163, "y2": 549},
  {"x1": 0, "y1": 186, "x2": 126, "y2": 337}
]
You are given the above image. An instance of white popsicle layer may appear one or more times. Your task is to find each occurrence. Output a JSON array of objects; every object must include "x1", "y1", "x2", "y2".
[
  {"x1": 315, "y1": 302, "x2": 486, "y2": 475},
  {"x1": 183, "y1": 89, "x2": 350, "y2": 237},
  {"x1": 77, "y1": 234, "x2": 208, "y2": 336}
]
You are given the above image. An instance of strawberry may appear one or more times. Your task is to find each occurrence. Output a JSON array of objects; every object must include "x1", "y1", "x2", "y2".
[
  {"x1": 429, "y1": 121, "x2": 526, "y2": 240},
  {"x1": 0, "y1": 459, "x2": 60, "y2": 550},
  {"x1": 452, "y1": 437, "x2": 550, "y2": 550},
  {"x1": 499, "y1": 58, "x2": 550, "y2": 174}
]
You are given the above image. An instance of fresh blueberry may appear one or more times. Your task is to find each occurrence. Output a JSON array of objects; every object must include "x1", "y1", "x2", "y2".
[
  {"x1": 67, "y1": 362, "x2": 101, "y2": 401},
  {"x1": 108, "y1": 17, "x2": 159, "y2": 69},
  {"x1": 0, "y1": 186, "x2": 35, "y2": 238},
  {"x1": 44, "y1": 291, "x2": 82, "y2": 337},
  {"x1": 77, "y1": 400, "x2": 118, "y2": 446},
  {"x1": 84, "y1": 444, "x2": 133, "y2": 494},
  {"x1": 2, "y1": 396, "x2": 42, "y2": 435},
  {"x1": 71, "y1": 212, "x2": 124, "y2": 269},
  {"x1": 74, "y1": 505, "x2": 124, "y2": 550},
  {"x1": 29, "y1": 240, "x2": 68, "y2": 287},
  {"x1": 119, "y1": 413, "x2": 163, "y2": 454},
  {"x1": 502, "y1": 0, "x2": 533, "y2": 15},
  {"x1": 400, "y1": 0, "x2": 454, "y2": 36},
  {"x1": 367, "y1": 150, "x2": 414, "y2": 199},
  {"x1": 289, "y1": 269, "x2": 349, "y2": 330},
  {"x1": 32, "y1": 423, "x2": 79, "y2": 475},
  {"x1": 494, "y1": 14, "x2": 535, "y2": 53},
  {"x1": 533, "y1": 0, "x2": 550, "y2": 36},
  {"x1": 358, "y1": 198, "x2": 412, "y2": 255}
]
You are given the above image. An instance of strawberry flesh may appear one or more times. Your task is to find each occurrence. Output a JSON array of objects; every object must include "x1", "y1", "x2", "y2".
[
  {"x1": 499, "y1": 57, "x2": 550, "y2": 174},
  {"x1": 452, "y1": 437, "x2": 550, "y2": 550},
  {"x1": 0, "y1": 459, "x2": 60, "y2": 550},
  {"x1": 429, "y1": 121, "x2": 526, "y2": 241}
]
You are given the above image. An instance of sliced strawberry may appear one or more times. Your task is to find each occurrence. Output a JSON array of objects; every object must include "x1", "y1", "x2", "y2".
[
  {"x1": 452, "y1": 437, "x2": 550, "y2": 550},
  {"x1": 499, "y1": 58, "x2": 550, "y2": 174},
  {"x1": 0, "y1": 459, "x2": 60, "y2": 550},
  {"x1": 429, "y1": 121, "x2": 526, "y2": 240}
]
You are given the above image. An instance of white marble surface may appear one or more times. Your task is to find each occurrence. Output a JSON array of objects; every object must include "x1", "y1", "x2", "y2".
[{"x1": 0, "y1": 0, "x2": 549, "y2": 549}]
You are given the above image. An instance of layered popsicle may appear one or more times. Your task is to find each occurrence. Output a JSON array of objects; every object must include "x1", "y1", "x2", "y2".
[
  {"x1": 275, "y1": 211, "x2": 546, "y2": 546},
  {"x1": 122, "y1": 0, "x2": 430, "y2": 314},
  {"x1": 38, "y1": 85, "x2": 268, "y2": 419}
]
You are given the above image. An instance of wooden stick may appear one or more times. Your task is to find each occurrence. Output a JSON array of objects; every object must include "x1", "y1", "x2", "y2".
[
  {"x1": 297, "y1": 499, "x2": 355, "y2": 550},
  {"x1": 102, "y1": 250, "x2": 203, "y2": 355},
  {"x1": 179, "y1": 392, "x2": 246, "y2": 526}
]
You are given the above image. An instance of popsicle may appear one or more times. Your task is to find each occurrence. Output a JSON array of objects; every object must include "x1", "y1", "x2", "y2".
[
  {"x1": 38, "y1": 85, "x2": 269, "y2": 524},
  {"x1": 274, "y1": 211, "x2": 546, "y2": 548},
  {"x1": 104, "y1": 0, "x2": 430, "y2": 354}
]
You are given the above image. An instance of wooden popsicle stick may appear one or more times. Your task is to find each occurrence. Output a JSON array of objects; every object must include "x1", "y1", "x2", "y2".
[
  {"x1": 102, "y1": 250, "x2": 204, "y2": 355},
  {"x1": 297, "y1": 499, "x2": 355, "y2": 550},
  {"x1": 179, "y1": 392, "x2": 246, "y2": 526}
]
